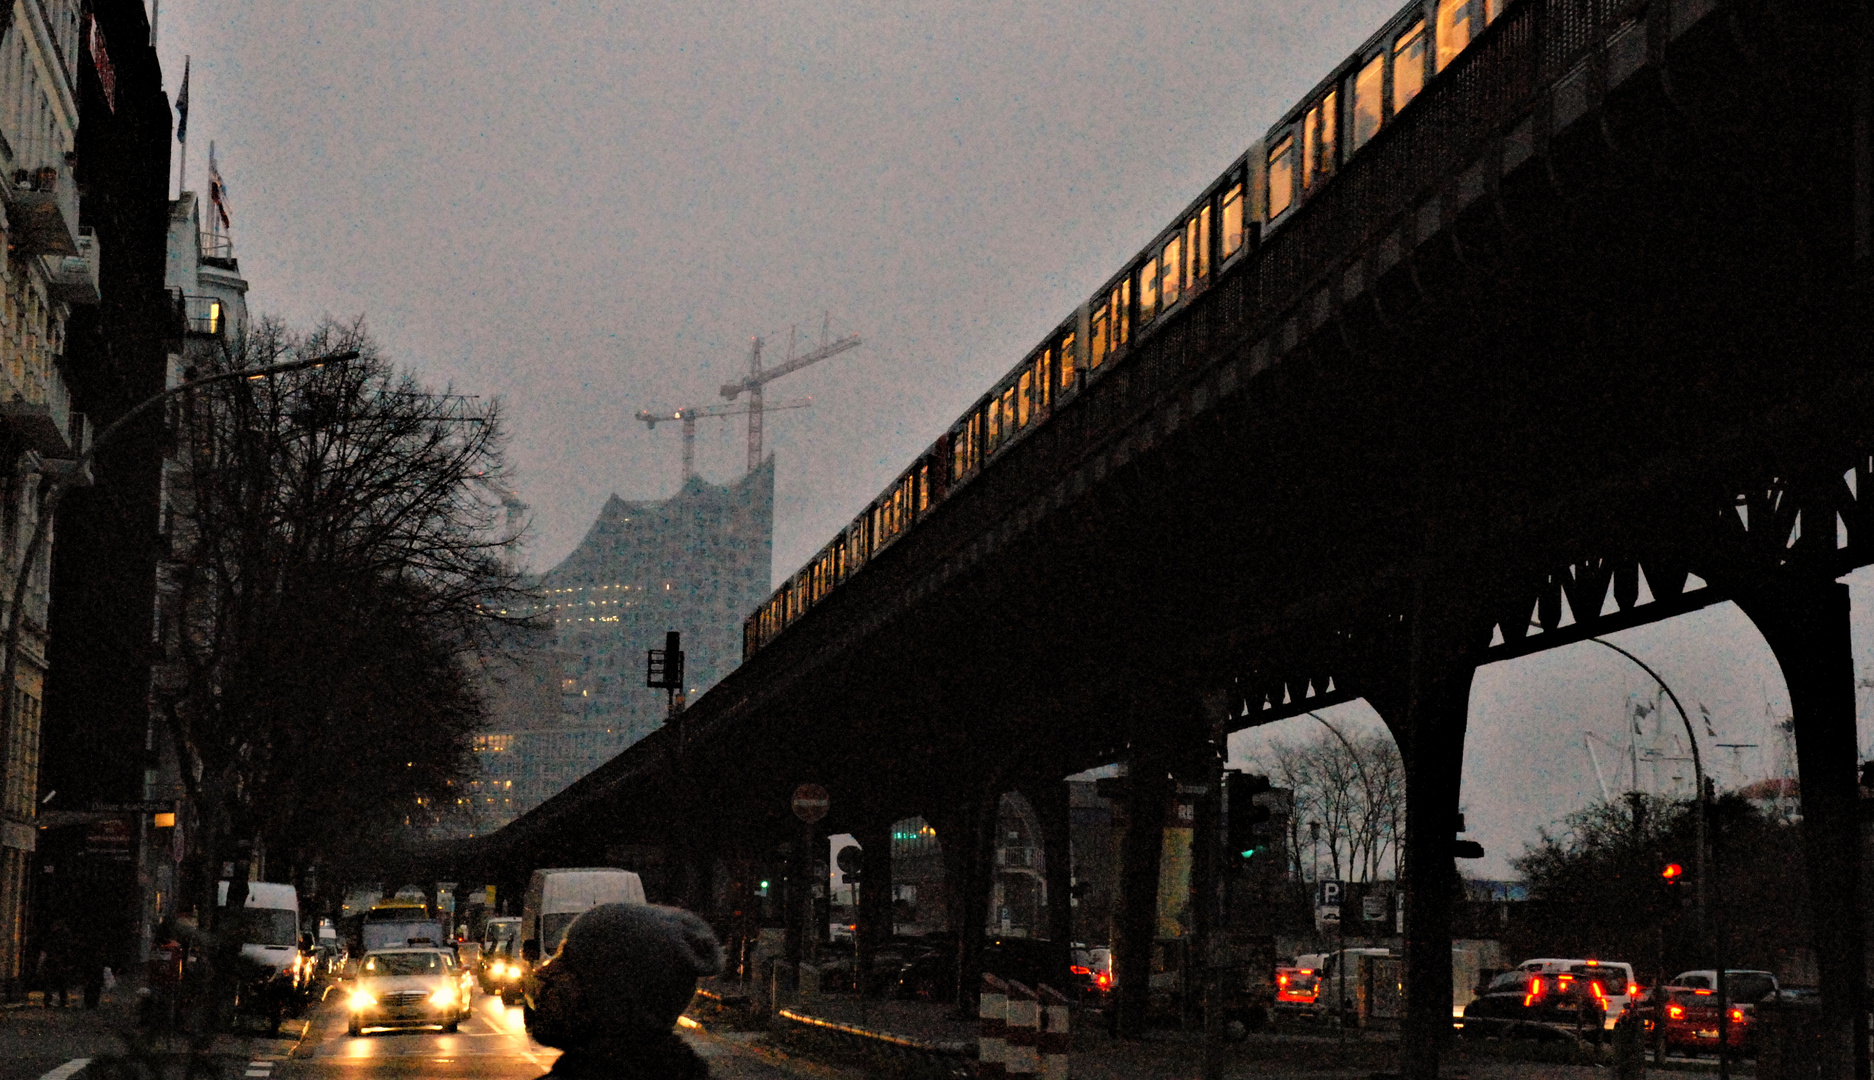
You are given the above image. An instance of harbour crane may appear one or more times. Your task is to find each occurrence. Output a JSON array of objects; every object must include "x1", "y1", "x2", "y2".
[{"x1": 636, "y1": 398, "x2": 812, "y2": 484}]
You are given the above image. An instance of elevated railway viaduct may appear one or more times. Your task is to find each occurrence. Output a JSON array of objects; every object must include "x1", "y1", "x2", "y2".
[{"x1": 479, "y1": 0, "x2": 1874, "y2": 1074}]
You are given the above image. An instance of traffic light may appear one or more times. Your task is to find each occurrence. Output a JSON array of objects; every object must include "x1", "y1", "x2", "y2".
[{"x1": 1226, "y1": 772, "x2": 1274, "y2": 861}]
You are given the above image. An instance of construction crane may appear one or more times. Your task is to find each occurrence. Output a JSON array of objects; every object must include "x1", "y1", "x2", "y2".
[
  {"x1": 719, "y1": 321, "x2": 860, "y2": 472},
  {"x1": 636, "y1": 398, "x2": 812, "y2": 484},
  {"x1": 472, "y1": 474, "x2": 528, "y2": 565}
]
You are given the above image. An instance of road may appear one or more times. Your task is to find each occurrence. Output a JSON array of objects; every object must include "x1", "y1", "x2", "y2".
[{"x1": 284, "y1": 985, "x2": 810, "y2": 1080}]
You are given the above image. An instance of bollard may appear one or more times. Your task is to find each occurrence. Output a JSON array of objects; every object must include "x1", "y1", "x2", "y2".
[
  {"x1": 1004, "y1": 980, "x2": 1040, "y2": 1077},
  {"x1": 1038, "y1": 984, "x2": 1071, "y2": 1080},
  {"x1": 979, "y1": 973, "x2": 1009, "y2": 1079}
]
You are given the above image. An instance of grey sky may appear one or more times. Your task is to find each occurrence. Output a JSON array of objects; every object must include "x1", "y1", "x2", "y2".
[{"x1": 151, "y1": 1, "x2": 1874, "y2": 879}]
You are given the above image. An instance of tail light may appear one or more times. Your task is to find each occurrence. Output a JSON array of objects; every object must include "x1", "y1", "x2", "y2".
[
  {"x1": 1730, "y1": 1008, "x2": 1745, "y2": 1023},
  {"x1": 1524, "y1": 976, "x2": 1545, "y2": 1007},
  {"x1": 1096, "y1": 972, "x2": 1111, "y2": 989},
  {"x1": 1627, "y1": 983, "x2": 1640, "y2": 998},
  {"x1": 1591, "y1": 981, "x2": 1607, "y2": 1002},
  {"x1": 1070, "y1": 966, "x2": 1093, "y2": 977},
  {"x1": 1277, "y1": 973, "x2": 1289, "y2": 986},
  {"x1": 1668, "y1": 1003, "x2": 1685, "y2": 1020}
]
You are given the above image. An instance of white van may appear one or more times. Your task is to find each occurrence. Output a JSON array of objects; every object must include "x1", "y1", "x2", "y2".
[
  {"x1": 217, "y1": 881, "x2": 300, "y2": 1030},
  {"x1": 520, "y1": 868, "x2": 647, "y2": 959},
  {"x1": 218, "y1": 880, "x2": 300, "y2": 972},
  {"x1": 513, "y1": 869, "x2": 645, "y2": 1008},
  {"x1": 1519, "y1": 957, "x2": 1637, "y2": 1028}
]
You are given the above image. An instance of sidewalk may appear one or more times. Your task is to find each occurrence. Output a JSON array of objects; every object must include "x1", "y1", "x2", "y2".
[
  {"x1": 0, "y1": 992, "x2": 305, "y2": 1080},
  {"x1": 770, "y1": 993, "x2": 1737, "y2": 1078}
]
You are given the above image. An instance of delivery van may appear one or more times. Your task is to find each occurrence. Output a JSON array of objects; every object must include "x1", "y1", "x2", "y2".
[
  {"x1": 514, "y1": 869, "x2": 645, "y2": 1007},
  {"x1": 217, "y1": 881, "x2": 300, "y2": 1031}
]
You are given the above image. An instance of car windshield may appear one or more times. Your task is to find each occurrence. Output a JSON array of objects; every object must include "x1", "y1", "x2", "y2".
[
  {"x1": 1488, "y1": 970, "x2": 1532, "y2": 992},
  {"x1": 363, "y1": 952, "x2": 443, "y2": 976}
]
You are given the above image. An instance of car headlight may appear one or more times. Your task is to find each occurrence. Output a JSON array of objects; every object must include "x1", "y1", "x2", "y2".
[
  {"x1": 429, "y1": 986, "x2": 456, "y2": 1008},
  {"x1": 349, "y1": 989, "x2": 376, "y2": 1011}
]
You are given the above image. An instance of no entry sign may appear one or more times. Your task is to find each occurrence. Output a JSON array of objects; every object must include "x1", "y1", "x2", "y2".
[{"x1": 792, "y1": 783, "x2": 829, "y2": 823}]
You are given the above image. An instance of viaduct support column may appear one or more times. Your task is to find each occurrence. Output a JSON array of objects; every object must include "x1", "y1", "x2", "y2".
[
  {"x1": 933, "y1": 788, "x2": 997, "y2": 1014},
  {"x1": 1030, "y1": 779, "x2": 1075, "y2": 971},
  {"x1": 854, "y1": 818, "x2": 893, "y2": 998},
  {"x1": 1735, "y1": 578, "x2": 1867, "y2": 1080},
  {"x1": 1362, "y1": 617, "x2": 1478, "y2": 1080},
  {"x1": 1114, "y1": 751, "x2": 1172, "y2": 1038}
]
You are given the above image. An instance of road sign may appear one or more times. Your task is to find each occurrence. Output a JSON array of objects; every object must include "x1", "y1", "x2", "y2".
[{"x1": 792, "y1": 783, "x2": 829, "y2": 823}]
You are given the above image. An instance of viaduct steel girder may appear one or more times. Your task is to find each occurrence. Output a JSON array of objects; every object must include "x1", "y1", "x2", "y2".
[{"x1": 486, "y1": 0, "x2": 1874, "y2": 867}]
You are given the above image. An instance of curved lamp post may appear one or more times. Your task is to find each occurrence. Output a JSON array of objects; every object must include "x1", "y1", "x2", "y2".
[
  {"x1": 0, "y1": 349, "x2": 359, "y2": 822},
  {"x1": 1585, "y1": 637, "x2": 1707, "y2": 943}
]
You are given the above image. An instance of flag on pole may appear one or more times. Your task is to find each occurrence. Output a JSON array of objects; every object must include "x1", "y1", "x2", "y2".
[
  {"x1": 208, "y1": 142, "x2": 230, "y2": 229},
  {"x1": 174, "y1": 56, "x2": 189, "y2": 144}
]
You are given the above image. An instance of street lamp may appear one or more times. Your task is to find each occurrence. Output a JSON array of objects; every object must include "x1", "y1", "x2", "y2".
[
  {"x1": 0, "y1": 349, "x2": 360, "y2": 819},
  {"x1": 1584, "y1": 637, "x2": 1707, "y2": 942}
]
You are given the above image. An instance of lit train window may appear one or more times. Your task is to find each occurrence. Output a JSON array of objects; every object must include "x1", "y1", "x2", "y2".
[
  {"x1": 1000, "y1": 385, "x2": 1017, "y2": 437},
  {"x1": 1302, "y1": 93, "x2": 1336, "y2": 187},
  {"x1": 1018, "y1": 369, "x2": 1034, "y2": 428},
  {"x1": 1056, "y1": 332, "x2": 1075, "y2": 395},
  {"x1": 1190, "y1": 207, "x2": 1210, "y2": 283},
  {"x1": 1436, "y1": 0, "x2": 1472, "y2": 71},
  {"x1": 917, "y1": 464, "x2": 930, "y2": 512},
  {"x1": 1393, "y1": 21, "x2": 1426, "y2": 112},
  {"x1": 1139, "y1": 255, "x2": 1159, "y2": 322},
  {"x1": 1035, "y1": 348, "x2": 1054, "y2": 411},
  {"x1": 1114, "y1": 280, "x2": 1131, "y2": 346},
  {"x1": 1485, "y1": 0, "x2": 1503, "y2": 19},
  {"x1": 1220, "y1": 183, "x2": 1244, "y2": 257},
  {"x1": 1089, "y1": 302, "x2": 1109, "y2": 370},
  {"x1": 1350, "y1": 53, "x2": 1384, "y2": 151},
  {"x1": 1160, "y1": 235, "x2": 1181, "y2": 308},
  {"x1": 1267, "y1": 135, "x2": 1295, "y2": 219}
]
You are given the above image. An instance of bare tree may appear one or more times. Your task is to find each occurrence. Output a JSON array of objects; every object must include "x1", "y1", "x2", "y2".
[
  {"x1": 159, "y1": 317, "x2": 532, "y2": 920},
  {"x1": 1253, "y1": 722, "x2": 1404, "y2": 883}
]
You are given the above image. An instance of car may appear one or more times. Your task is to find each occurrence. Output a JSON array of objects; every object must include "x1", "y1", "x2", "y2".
[
  {"x1": 478, "y1": 917, "x2": 521, "y2": 994},
  {"x1": 346, "y1": 948, "x2": 470, "y2": 1036},
  {"x1": 1461, "y1": 968, "x2": 1609, "y2": 1040},
  {"x1": 1518, "y1": 959, "x2": 1637, "y2": 1029},
  {"x1": 1070, "y1": 946, "x2": 1113, "y2": 1004},
  {"x1": 1641, "y1": 985, "x2": 1753, "y2": 1056}
]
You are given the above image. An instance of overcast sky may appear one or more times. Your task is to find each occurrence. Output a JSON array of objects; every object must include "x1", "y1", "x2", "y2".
[{"x1": 150, "y1": 1, "x2": 1874, "y2": 879}]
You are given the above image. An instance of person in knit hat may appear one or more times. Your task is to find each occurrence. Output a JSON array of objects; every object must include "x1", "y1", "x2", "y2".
[{"x1": 527, "y1": 902, "x2": 724, "y2": 1079}]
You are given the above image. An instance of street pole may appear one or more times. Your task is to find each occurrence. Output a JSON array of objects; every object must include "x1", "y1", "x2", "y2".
[
  {"x1": 0, "y1": 349, "x2": 357, "y2": 953},
  {"x1": 1586, "y1": 638, "x2": 1707, "y2": 946}
]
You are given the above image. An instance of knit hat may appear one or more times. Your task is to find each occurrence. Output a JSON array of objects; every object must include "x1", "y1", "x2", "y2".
[{"x1": 527, "y1": 903, "x2": 723, "y2": 1047}]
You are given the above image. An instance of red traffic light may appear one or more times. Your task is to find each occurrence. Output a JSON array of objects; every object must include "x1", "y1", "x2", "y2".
[{"x1": 1661, "y1": 863, "x2": 1685, "y2": 880}]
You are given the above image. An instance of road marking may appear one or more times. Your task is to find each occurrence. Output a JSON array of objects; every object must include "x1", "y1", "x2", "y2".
[{"x1": 36, "y1": 1060, "x2": 90, "y2": 1080}]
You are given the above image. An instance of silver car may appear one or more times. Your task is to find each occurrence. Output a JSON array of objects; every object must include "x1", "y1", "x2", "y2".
[{"x1": 347, "y1": 948, "x2": 470, "y2": 1035}]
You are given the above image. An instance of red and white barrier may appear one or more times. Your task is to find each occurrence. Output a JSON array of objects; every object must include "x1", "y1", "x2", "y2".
[
  {"x1": 979, "y1": 973, "x2": 1009, "y2": 1079},
  {"x1": 1004, "y1": 980, "x2": 1040, "y2": 1076},
  {"x1": 1038, "y1": 983, "x2": 1071, "y2": 1080}
]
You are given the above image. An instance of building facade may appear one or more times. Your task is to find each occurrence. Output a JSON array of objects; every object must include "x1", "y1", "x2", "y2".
[
  {"x1": 0, "y1": 0, "x2": 102, "y2": 987},
  {"x1": 35, "y1": 0, "x2": 175, "y2": 987},
  {"x1": 467, "y1": 463, "x2": 773, "y2": 831}
]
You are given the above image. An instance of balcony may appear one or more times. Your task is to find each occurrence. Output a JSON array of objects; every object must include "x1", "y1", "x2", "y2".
[
  {"x1": 0, "y1": 365, "x2": 73, "y2": 457},
  {"x1": 44, "y1": 228, "x2": 97, "y2": 305},
  {"x1": 5, "y1": 162, "x2": 78, "y2": 256},
  {"x1": 181, "y1": 294, "x2": 225, "y2": 338},
  {"x1": 198, "y1": 231, "x2": 233, "y2": 263}
]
